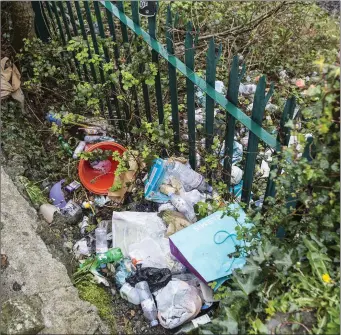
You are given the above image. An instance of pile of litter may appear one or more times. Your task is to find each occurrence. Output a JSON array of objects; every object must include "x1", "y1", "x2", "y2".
[
  {"x1": 36, "y1": 69, "x2": 306, "y2": 332},
  {"x1": 37, "y1": 111, "x2": 255, "y2": 332},
  {"x1": 70, "y1": 156, "x2": 252, "y2": 331}
]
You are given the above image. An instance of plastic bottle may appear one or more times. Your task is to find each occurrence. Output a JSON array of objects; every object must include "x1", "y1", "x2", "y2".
[
  {"x1": 84, "y1": 135, "x2": 116, "y2": 143},
  {"x1": 79, "y1": 248, "x2": 123, "y2": 270},
  {"x1": 135, "y1": 281, "x2": 158, "y2": 327},
  {"x1": 166, "y1": 161, "x2": 212, "y2": 193},
  {"x1": 82, "y1": 127, "x2": 103, "y2": 135},
  {"x1": 120, "y1": 283, "x2": 141, "y2": 305},
  {"x1": 168, "y1": 193, "x2": 197, "y2": 223},
  {"x1": 73, "y1": 141, "x2": 86, "y2": 159},
  {"x1": 58, "y1": 135, "x2": 73, "y2": 156},
  {"x1": 95, "y1": 228, "x2": 108, "y2": 254},
  {"x1": 96, "y1": 248, "x2": 123, "y2": 263},
  {"x1": 80, "y1": 216, "x2": 89, "y2": 235},
  {"x1": 46, "y1": 113, "x2": 62, "y2": 126}
]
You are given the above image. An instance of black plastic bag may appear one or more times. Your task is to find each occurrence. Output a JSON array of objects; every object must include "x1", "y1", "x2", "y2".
[{"x1": 126, "y1": 264, "x2": 172, "y2": 292}]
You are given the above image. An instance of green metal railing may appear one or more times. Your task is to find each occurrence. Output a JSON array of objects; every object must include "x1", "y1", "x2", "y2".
[{"x1": 32, "y1": 1, "x2": 297, "y2": 206}]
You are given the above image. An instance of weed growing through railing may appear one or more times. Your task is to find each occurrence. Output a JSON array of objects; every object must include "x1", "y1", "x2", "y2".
[{"x1": 200, "y1": 61, "x2": 340, "y2": 335}]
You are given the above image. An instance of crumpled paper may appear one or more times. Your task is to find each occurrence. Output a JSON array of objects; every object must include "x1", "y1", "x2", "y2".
[{"x1": 1, "y1": 57, "x2": 24, "y2": 109}]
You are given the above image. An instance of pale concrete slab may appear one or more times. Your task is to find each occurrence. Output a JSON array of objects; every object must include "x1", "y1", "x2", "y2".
[{"x1": 1, "y1": 168, "x2": 109, "y2": 334}]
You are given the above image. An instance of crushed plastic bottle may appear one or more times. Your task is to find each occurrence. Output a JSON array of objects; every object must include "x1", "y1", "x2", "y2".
[
  {"x1": 165, "y1": 160, "x2": 212, "y2": 193},
  {"x1": 120, "y1": 282, "x2": 141, "y2": 305},
  {"x1": 80, "y1": 216, "x2": 89, "y2": 235},
  {"x1": 135, "y1": 281, "x2": 158, "y2": 327},
  {"x1": 46, "y1": 113, "x2": 62, "y2": 126},
  {"x1": 168, "y1": 193, "x2": 197, "y2": 223}
]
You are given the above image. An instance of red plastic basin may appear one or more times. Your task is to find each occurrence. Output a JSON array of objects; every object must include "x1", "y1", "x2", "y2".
[{"x1": 78, "y1": 141, "x2": 126, "y2": 195}]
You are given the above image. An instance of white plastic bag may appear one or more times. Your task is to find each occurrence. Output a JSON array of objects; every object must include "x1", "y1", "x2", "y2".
[
  {"x1": 129, "y1": 237, "x2": 168, "y2": 269},
  {"x1": 73, "y1": 238, "x2": 90, "y2": 258},
  {"x1": 260, "y1": 160, "x2": 270, "y2": 178},
  {"x1": 128, "y1": 237, "x2": 186, "y2": 273},
  {"x1": 154, "y1": 280, "x2": 202, "y2": 329},
  {"x1": 112, "y1": 212, "x2": 184, "y2": 272},
  {"x1": 112, "y1": 211, "x2": 166, "y2": 256},
  {"x1": 180, "y1": 189, "x2": 206, "y2": 206},
  {"x1": 231, "y1": 166, "x2": 243, "y2": 185}
]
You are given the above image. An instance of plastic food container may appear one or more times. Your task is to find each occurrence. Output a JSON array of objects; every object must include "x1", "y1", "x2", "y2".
[{"x1": 78, "y1": 141, "x2": 126, "y2": 195}]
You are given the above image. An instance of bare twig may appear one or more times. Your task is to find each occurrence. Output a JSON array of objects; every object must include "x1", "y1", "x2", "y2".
[
  {"x1": 276, "y1": 321, "x2": 311, "y2": 334},
  {"x1": 174, "y1": 2, "x2": 294, "y2": 46},
  {"x1": 26, "y1": 102, "x2": 45, "y2": 126}
]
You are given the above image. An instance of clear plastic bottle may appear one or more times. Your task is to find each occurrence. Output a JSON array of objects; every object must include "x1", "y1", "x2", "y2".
[
  {"x1": 73, "y1": 141, "x2": 86, "y2": 159},
  {"x1": 95, "y1": 228, "x2": 108, "y2": 254},
  {"x1": 169, "y1": 193, "x2": 197, "y2": 223},
  {"x1": 166, "y1": 161, "x2": 212, "y2": 193},
  {"x1": 135, "y1": 281, "x2": 158, "y2": 327}
]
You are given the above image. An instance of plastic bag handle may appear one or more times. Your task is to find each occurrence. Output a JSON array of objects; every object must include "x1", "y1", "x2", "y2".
[{"x1": 214, "y1": 230, "x2": 237, "y2": 273}]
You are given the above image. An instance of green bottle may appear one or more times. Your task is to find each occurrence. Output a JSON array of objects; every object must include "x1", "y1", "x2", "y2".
[
  {"x1": 58, "y1": 135, "x2": 73, "y2": 156},
  {"x1": 97, "y1": 248, "x2": 123, "y2": 264},
  {"x1": 80, "y1": 248, "x2": 123, "y2": 271}
]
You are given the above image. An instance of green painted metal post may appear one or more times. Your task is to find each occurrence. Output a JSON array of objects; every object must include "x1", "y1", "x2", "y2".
[
  {"x1": 50, "y1": 1, "x2": 76, "y2": 74},
  {"x1": 58, "y1": 2, "x2": 82, "y2": 79},
  {"x1": 51, "y1": 1, "x2": 66, "y2": 45},
  {"x1": 66, "y1": 1, "x2": 78, "y2": 34},
  {"x1": 115, "y1": 0, "x2": 140, "y2": 127},
  {"x1": 105, "y1": 6, "x2": 130, "y2": 124},
  {"x1": 105, "y1": 7, "x2": 120, "y2": 66},
  {"x1": 83, "y1": 1, "x2": 105, "y2": 83},
  {"x1": 74, "y1": 1, "x2": 98, "y2": 83},
  {"x1": 66, "y1": 1, "x2": 90, "y2": 81},
  {"x1": 224, "y1": 56, "x2": 245, "y2": 188},
  {"x1": 44, "y1": 1, "x2": 57, "y2": 36},
  {"x1": 185, "y1": 22, "x2": 196, "y2": 169},
  {"x1": 83, "y1": 1, "x2": 110, "y2": 117},
  {"x1": 131, "y1": 1, "x2": 151, "y2": 124},
  {"x1": 148, "y1": 5, "x2": 164, "y2": 124},
  {"x1": 241, "y1": 77, "x2": 274, "y2": 205},
  {"x1": 32, "y1": 2, "x2": 50, "y2": 42},
  {"x1": 205, "y1": 38, "x2": 221, "y2": 151},
  {"x1": 205, "y1": 38, "x2": 215, "y2": 151},
  {"x1": 166, "y1": 6, "x2": 180, "y2": 144},
  {"x1": 264, "y1": 96, "x2": 296, "y2": 201},
  {"x1": 116, "y1": 1, "x2": 129, "y2": 43},
  {"x1": 94, "y1": 1, "x2": 122, "y2": 127}
]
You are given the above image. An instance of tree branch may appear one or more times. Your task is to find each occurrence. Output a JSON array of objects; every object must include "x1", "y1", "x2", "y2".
[{"x1": 174, "y1": 2, "x2": 295, "y2": 46}]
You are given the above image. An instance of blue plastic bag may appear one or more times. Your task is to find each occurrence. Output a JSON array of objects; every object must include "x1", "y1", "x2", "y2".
[{"x1": 219, "y1": 141, "x2": 243, "y2": 166}]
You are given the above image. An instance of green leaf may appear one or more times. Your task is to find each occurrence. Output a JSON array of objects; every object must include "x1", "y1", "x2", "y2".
[
  {"x1": 253, "y1": 318, "x2": 268, "y2": 334},
  {"x1": 233, "y1": 271, "x2": 259, "y2": 296},
  {"x1": 273, "y1": 249, "x2": 293, "y2": 271}
]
